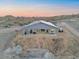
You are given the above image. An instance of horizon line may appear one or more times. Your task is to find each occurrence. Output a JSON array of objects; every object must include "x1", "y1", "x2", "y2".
[{"x1": 0, "y1": 13, "x2": 79, "y2": 17}]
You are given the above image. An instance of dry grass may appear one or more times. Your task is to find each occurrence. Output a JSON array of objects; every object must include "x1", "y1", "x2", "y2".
[
  {"x1": 12, "y1": 33, "x2": 68, "y2": 56},
  {"x1": 10, "y1": 26, "x2": 79, "y2": 57}
]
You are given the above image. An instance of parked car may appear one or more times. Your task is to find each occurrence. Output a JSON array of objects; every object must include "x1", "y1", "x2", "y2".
[{"x1": 59, "y1": 27, "x2": 63, "y2": 32}]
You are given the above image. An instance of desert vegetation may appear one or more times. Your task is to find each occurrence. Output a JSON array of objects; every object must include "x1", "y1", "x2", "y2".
[
  {"x1": 0, "y1": 14, "x2": 79, "y2": 59},
  {"x1": 0, "y1": 14, "x2": 79, "y2": 28}
]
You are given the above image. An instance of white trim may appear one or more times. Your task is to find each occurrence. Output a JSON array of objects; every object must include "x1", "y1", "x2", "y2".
[{"x1": 22, "y1": 20, "x2": 58, "y2": 29}]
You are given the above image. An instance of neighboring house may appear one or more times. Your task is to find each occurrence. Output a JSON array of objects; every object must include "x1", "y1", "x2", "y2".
[{"x1": 21, "y1": 20, "x2": 58, "y2": 35}]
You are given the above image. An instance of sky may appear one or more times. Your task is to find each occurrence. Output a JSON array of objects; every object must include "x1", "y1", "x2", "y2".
[{"x1": 0, "y1": 0, "x2": 79, "y2": 17}]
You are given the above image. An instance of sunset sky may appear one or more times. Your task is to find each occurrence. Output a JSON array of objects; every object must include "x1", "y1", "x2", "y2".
[{"x1": 0, "y1": 0, "x2": 79, "y2": 16}]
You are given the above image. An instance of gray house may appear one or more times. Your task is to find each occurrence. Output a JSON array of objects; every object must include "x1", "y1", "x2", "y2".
[{"x1": 21, "y1": 20, "x2": 58, "y2": 34}]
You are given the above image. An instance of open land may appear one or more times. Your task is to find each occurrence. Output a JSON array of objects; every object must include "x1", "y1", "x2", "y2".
[{"x1": 0, "y1": 15, "x2": 79, "y2": 59}]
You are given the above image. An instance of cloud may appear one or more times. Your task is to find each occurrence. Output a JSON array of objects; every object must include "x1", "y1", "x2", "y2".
[{"x1": 0, "y1": 4, "x2": 79, "y2": 16}]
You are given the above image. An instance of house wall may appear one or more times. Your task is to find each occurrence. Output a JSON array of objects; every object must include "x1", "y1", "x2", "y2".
[{"x1": 22, "y1": 22, "x2": 58, "y2": 34}]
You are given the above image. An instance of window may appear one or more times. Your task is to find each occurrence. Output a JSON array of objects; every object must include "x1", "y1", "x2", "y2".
[
  {"x1": 33, "y1": 32, "x2": 36, "y2": 34},
  {"x1": 47, "y1": 30, "x2": 48, "y2": 33},
  {"x1": 24, "y1": 32, "x2": 27, "y2": 35},
  {"x1": 30, "y1": 30, "x2": 32, "y2": 33},
  {"x1": 41, "y1": 29, "x2": 45, "y2": 32}
]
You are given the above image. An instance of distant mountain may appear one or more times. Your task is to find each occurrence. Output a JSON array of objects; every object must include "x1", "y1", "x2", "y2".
[{"x1": 0, "y1": 14, "x2": 79, "y2": 28}]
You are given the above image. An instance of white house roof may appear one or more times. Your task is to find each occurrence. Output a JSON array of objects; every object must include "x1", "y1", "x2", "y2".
[{"x1": 23, "y1": 20, "x2": 58, "y2": 28}]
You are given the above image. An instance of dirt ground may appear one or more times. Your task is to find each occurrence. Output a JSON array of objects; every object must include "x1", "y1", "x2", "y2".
[
  {"x1": 5, "y1": 22, "x2": 78, "y2": 58},
  {"x1": 11, "y1": 27, "x2": 73, "y2": 56}
]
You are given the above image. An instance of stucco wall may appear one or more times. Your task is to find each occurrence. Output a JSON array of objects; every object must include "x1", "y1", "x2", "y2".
[{"x1": 22, "y1": 22, "x2": 58, "y2": 34}]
